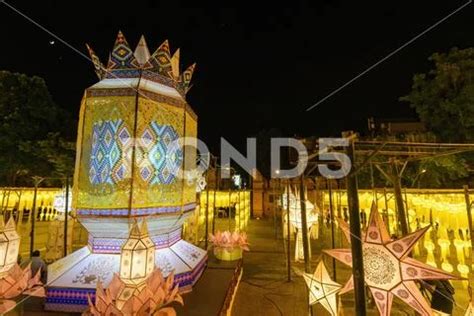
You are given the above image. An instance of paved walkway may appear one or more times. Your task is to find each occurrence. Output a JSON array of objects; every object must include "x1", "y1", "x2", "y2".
[{"x1": 232, "y1": 218, "x2": 309, "y2": 316}]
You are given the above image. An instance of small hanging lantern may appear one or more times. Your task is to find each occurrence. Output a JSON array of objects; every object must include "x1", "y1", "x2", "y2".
[{"x1": 0, "y1": 218, "x2": 20, "y2": 277}]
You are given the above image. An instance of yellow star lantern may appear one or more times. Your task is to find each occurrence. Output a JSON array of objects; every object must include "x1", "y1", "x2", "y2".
[
  {"x1": 0, "y1": 217, "x2": 20, "y2": 277},
  {"x1": 303, "y1": 261, "x2": 341, "y2": 316},
  {"x1": 325, "y1": 202, "x2": 460, "y2": 316}
]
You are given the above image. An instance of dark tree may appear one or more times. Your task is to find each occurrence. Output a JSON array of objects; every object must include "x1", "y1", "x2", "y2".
[
  {"x1": 401, "y1": 47, "x2": 474, "y2": 142},
  {"x1": 0, "y1": 71, "x2": 75, "y2": 185}
]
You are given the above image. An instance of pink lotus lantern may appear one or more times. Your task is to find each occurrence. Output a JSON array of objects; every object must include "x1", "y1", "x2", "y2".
[{"x1": 209, "y1": 231, "x2": 250, "y2": 261}]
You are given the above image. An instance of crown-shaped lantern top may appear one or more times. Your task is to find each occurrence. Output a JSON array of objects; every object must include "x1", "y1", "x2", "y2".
[{"x1": 86, "y1": 31, "x2": 196, "y2": 97}]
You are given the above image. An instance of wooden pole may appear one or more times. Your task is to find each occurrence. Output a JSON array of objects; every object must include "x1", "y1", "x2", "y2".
[
  {"x1": 228, "y1": 187, "x2": 231, "y2": 231},
  {"x1": 327, "y1": 178, "x2": 337, "y2": 281},
  {"x1": 392, "y1": 162, "x2": 409, "y2": 236},
  {"x1": 237, "y1": 190, "x2": 241, "y2": 230},
  {"x1": 205, "y1": 186, "x2": 209, "y2": 249},
  {"x1": 463, "y1": 185, "x2": 474, "y2": 301},
  {"x1": 404, "y1": 188, "x2": 410, "y2": 233},
  {"x1": 273, "y1": 180, "x2": 278, "y2": 239},
  {"x1": 64, "y1": 176, "x2": 70, "y2": 257},
  {"x1": 212, "y1": 161, "x2": 219, "y2": 234},
  {"x1": 30, "y1": 177, "x2": 44, "y2": 256},
  {"x1": 343, "y1": 131, "x2": 366, "y2": 316},
  {"x1": 383, "y1": 187, "x2": 390, "y2": 234},
  {"x1": 250, "y1": 173, "x2": 254, "y2": 218},
  {"x1": 0, "y1": 189, "x2": 6, "y2": 214},
  {"x1": 286, "y1": 179, "x2": 292, "y2": 282},
  {"x1": 299, "y1": 175, "x2": 311, "y2": 273}
]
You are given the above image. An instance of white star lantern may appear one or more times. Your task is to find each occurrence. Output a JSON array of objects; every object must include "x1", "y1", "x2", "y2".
[
  {"x1": 303, "y1": 261, "x2": 341, "y2": 316},
  {"x1": 324, "y1": 202, "x2": 460, "y2": 316}
]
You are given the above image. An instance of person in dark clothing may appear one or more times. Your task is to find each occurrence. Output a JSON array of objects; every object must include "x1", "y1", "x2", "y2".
[
  {"x1": 31, "y1": 250, "x2": 47, "y2": 284},
  {"x1": 343, "y1": 207, "x2": 349, "y2": 222},
  {"x1": 427, "y1": 280, "x2": 455, "y2": 315}
]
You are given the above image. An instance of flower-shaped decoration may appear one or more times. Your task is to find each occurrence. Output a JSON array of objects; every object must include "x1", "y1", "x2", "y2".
[
  {"x1": 83, "y1": 269, "x2": 183, "y2": 316},
  {"x1": 209, "y1": 231, "x2": 250, "y2": 251},
  {"x1": 0, "y1": 263, "x2": 46, "y2": 314}
]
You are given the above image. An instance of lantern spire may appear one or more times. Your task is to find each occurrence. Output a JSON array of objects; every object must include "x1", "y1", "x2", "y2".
[
  {"x1": 107, "y1": 30, "x2": 137, "y2": 70},
  {"x1": 170, "y1": 48, "x2": 180, "y2": 79},
  {"x1": 133, "y1": 35, "x2": 151, "y2": 66}
]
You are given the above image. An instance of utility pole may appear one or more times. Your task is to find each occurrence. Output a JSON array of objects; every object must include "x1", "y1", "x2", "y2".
[{"x1": 343, "y1": 131, "x2": 366, "y2": 316}]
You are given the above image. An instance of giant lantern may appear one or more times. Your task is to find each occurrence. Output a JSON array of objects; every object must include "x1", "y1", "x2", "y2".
[{"x1": 45, "y1": 32, "x2": 207, "y2": 312}]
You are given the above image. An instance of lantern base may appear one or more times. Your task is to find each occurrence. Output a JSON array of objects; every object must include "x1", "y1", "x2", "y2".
[
  {"x1": 214, "y1": 248, "x2": 243, "y2": 261},
  {"x1": 44, "y1": 239, "x2": 207, "y2": 313}
]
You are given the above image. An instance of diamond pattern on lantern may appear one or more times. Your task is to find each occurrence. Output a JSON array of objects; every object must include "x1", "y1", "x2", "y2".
[
  {"x1": 113, "y1": 44, "x2": 133, "y2": 61},
  {"x1": 140, "y1": 128, "x2": 154, "y2": 148},
  {"x1": 118, "y1": 126, "x2": 132, "y2": 146},
  {"x1": 139, "y1": 122, "x2": 182, "y2": 185},
  {"x1": 89, "y1": 119, "x2": 130, "y2": 185},
  {"x1": 112, "y1": 164, "x2": 127, "y2": 183},
  {"x1": 140, "y1": 165, "x2": 153, "y2": 182}
]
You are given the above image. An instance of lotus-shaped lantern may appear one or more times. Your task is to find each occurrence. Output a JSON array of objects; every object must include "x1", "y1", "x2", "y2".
[
  {"x1": 84, "y1": 269, "x2": 183, "y2": 316},
  {"x1": 209, "y1": 231, "x2": 249, "y2": 261}
]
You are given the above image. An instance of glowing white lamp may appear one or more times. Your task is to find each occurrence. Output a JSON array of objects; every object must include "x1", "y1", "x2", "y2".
[{"x1": 119, "y1": 220, "x2": 155, "y2": 285}]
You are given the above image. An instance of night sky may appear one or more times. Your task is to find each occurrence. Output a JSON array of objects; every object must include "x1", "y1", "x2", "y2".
[{"x1": 1, "y1": 1, "x2": 473, "y2": 152}]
